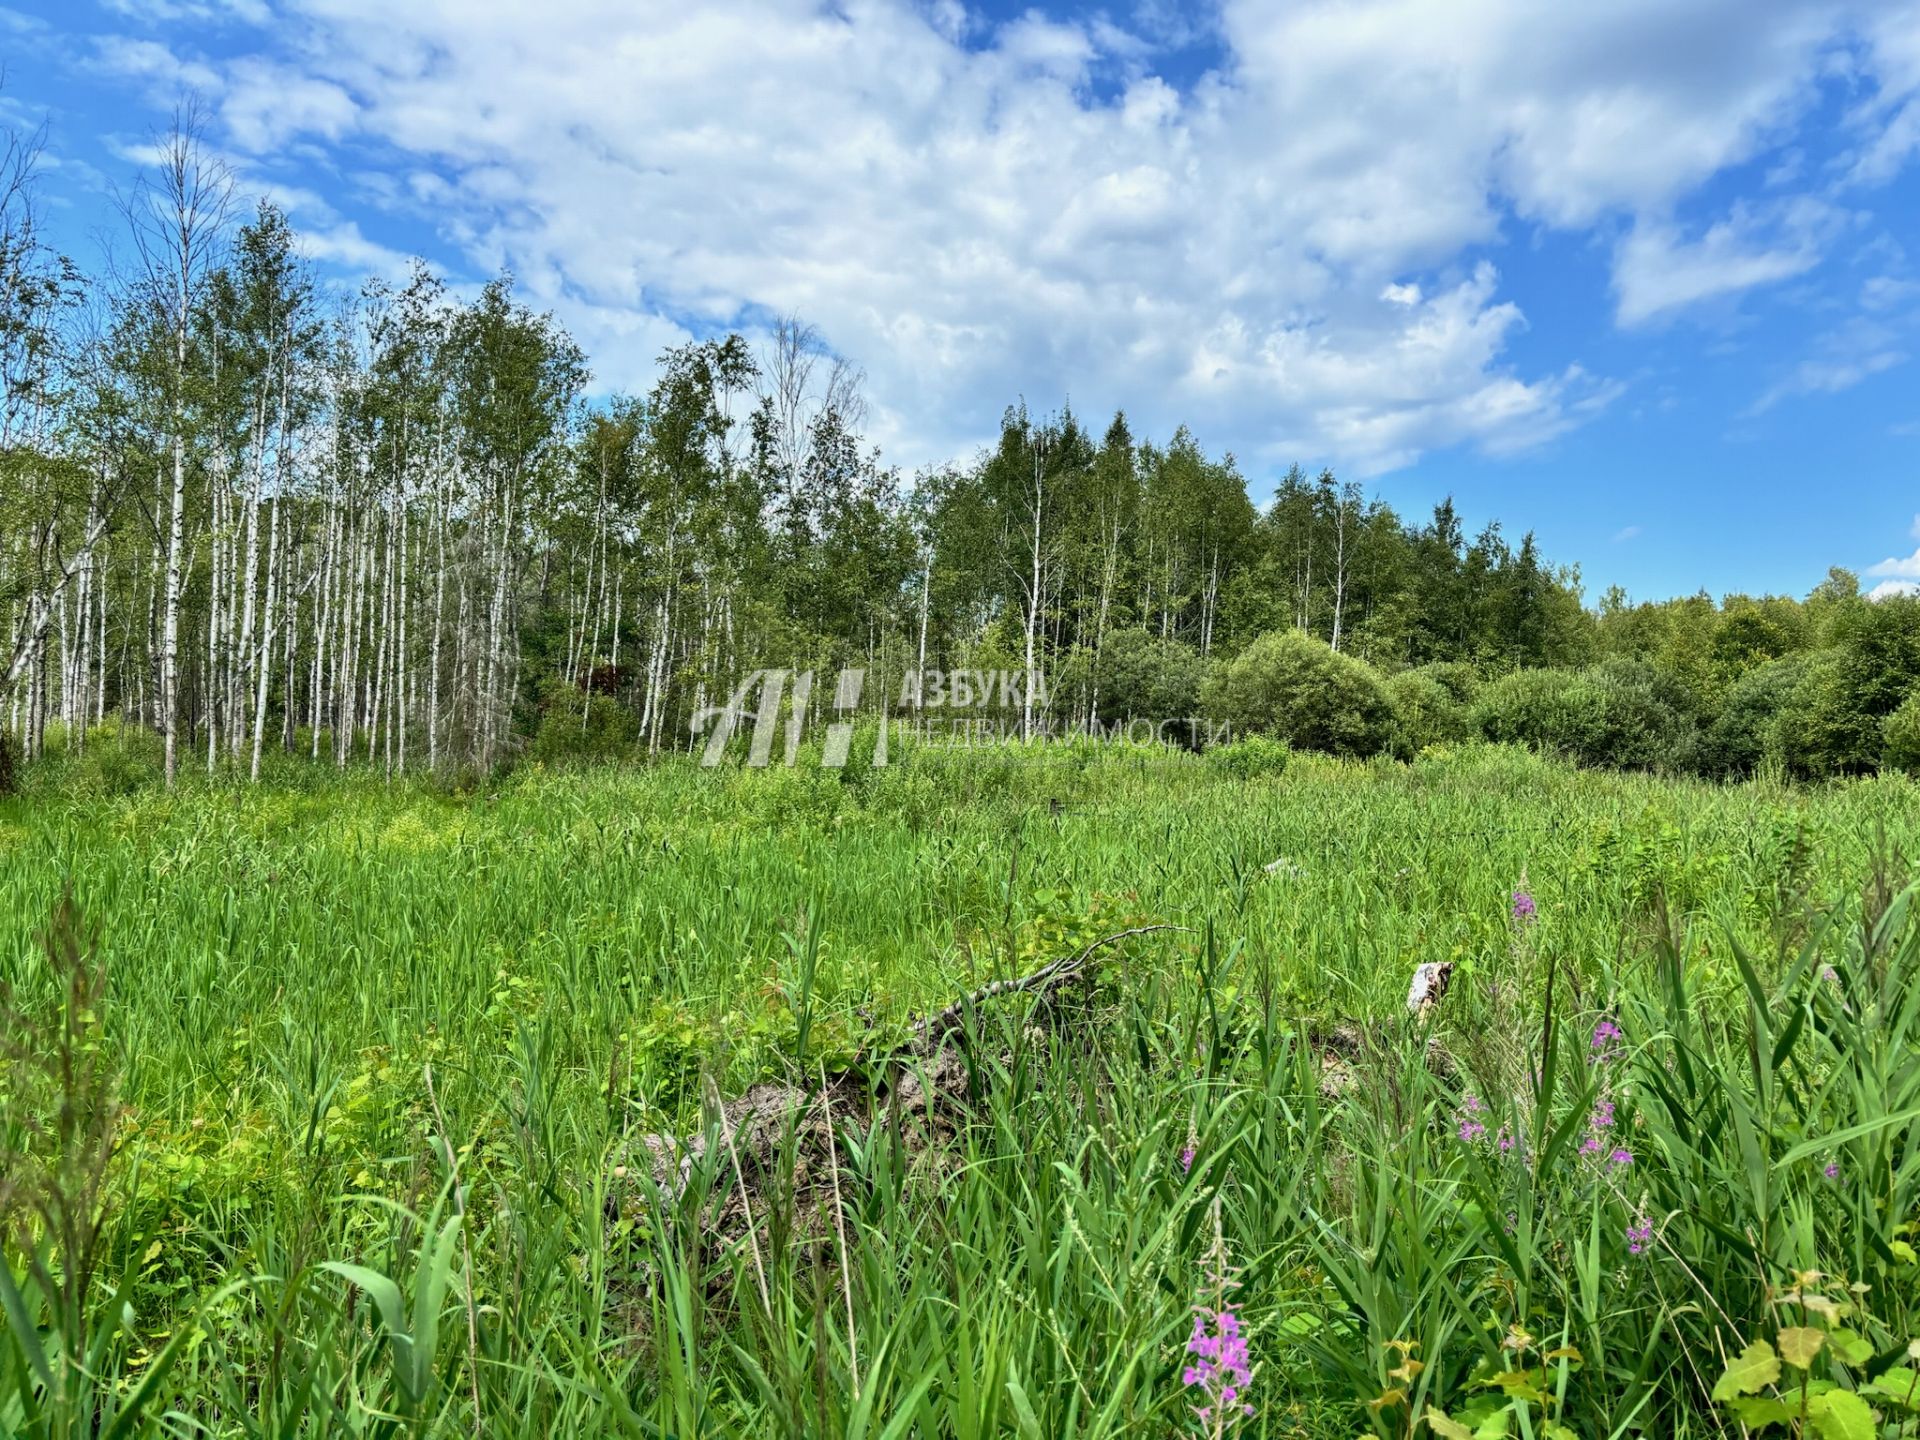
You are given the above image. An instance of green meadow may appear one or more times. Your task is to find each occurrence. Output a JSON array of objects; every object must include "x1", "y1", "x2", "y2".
[{"x1": 4, "y1": 741, "x2": 1920, "y2": 1437}]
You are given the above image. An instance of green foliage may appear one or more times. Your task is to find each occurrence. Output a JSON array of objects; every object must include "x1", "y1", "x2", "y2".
[
  {"x1": 15, "y1": 723, "x2": 164, "y2": 799},
  {"x1": 528, "y1": 681, "x2": 638, "y2": 765},
  {"x1": 2, "y1": 752, "x2": 1919, "y2": 1436},
  {"x1": 1203, "y1": 733, "x2": 1291, "y2": 778},
  {"x1": 1384, "y1": 669, "x2": 1471, "y2": 756},
  {"x1": 1776, "y1": 597, "x2": 1920, "y2": 777},
  {"x1": 1886, "y1": 691, "x2": 1920, "y2": 775},
  {"x1": 1475, "y1": 657, "x2": 1695, "y2": 770},
  {"x1": 1204, "y1": 629, "x2": 1395, "y2": 758},
  {"x1": 1408, "y1": 660, "x2": 1482, "y2": 706},
  {"x1": 1695, "y1": 654, "x2": 1808, "y2": 779},
  {"x1": 1088, "y1": 627, "x2": 1205, "y2": 723}
]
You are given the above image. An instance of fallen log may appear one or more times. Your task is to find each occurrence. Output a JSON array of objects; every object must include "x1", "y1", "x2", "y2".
[{"x1": 613, "y1": 930, "x2": 1457, "y2": 1260}]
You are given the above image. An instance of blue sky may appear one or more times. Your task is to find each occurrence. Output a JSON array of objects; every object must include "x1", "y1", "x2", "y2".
[{"x1": 5, "y1": 0, "x2": 1920, "y2": 604}]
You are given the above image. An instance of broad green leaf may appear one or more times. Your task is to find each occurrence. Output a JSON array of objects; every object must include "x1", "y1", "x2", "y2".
[
  {"x1": 1827, "y1": 1328, "x2": 1874, "y2": 1366},
  {"x1": 1778, "y1": 1327, "x2": 1826, "y2": 1369},
  {"x1": 1713, "y1": 1339, "x2": 1781, "y2": 1400},
  {"x1": 1867, "y1": 1369, "x2": 1920, "y2": 1409},
  {"x1": 1724, "y1": 1396, "x2": 1794, "y2": 1430},
  {"x1": 1805, "y1": 1389, "x2": 1876, "y2": 1440}
]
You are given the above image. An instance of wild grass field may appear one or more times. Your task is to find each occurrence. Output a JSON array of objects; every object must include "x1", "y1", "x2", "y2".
[{"x1": 4, "y1": 738, "x2": 1920, "y2": 1437}]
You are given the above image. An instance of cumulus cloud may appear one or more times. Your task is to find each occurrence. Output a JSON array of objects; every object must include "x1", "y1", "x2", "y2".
[
  {"x1": 1865, "y1": 515, "x2": 1920, "y2": 595},
  {"x1": 75, "y1": 0, "x2": 1920, "y2": 473}
]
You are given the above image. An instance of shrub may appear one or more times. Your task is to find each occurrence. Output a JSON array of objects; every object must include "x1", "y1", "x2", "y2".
[
  {"x1": 1409, "y1": 661, "x2": 1483, "y2": 707},
  {"x1": 1474, "y1": 660, "x2": 1695, "y2": 771},
  {"x1": 26, "y1": 723, "x2": 167, "y2": 798},
  {"x1": 529, "y1": 680, "x2": 638, "y2": 764},
  {"x1": 1693, "y1": 655, "x2": 1807, "y2": 779},
  {"x1": 1203, "y1": 733, "x2": 1291, "y2": 779},
  {"x1": 1473, "y1": 668, "x2": 1581, "y2": 749},
  {"x1": 1885, "y1": 691, "x2": 1920, "y2": 775},
  {"x1": 1776, "y1": 598, "x2": 1920, "y2": 777},
  {"x1": 1089, "y1": 628, "x2": 1205, "y2": 724},
  {"x1": 1203, "y1": 630, "x2": 1394, "y2": 758},
  {"x1": 1385, "y1": 671, "x2": 1471, "y2": 756}
]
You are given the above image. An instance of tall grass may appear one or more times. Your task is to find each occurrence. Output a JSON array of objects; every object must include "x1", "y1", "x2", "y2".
[{"x1": 0, "y1": 741, "x2": 1916, "y2": 1435}]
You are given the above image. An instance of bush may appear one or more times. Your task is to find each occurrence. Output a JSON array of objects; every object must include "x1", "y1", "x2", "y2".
[
  {"x1": 1203, "y1": 733, "x2": 1291, "y2": 779},
  {"x1": 1473, "y1": 668, "x2": 1580, "y2": 749},
  {"x1": 1090, "y1": 629, "x2": 1205, "y2": 724},
  {"x1": 1474, "y1": 660, "x2": 1695, "y2": 771},
  {"x1": 1083, "y1": 630, "x2": 1200, "y2": 725},
  {"x1": 1885, "y1": 691, "x2": 1920, "y2": 775},
  {"x1": 1409, "y1": 661, "x2": 1482, "y2": 707},
  {"x1": 1776, "y1": 598, "x2": 1920, "y2": 777},
  {"x1": 1385, "y1": 671, "x2": 1471, "y2": 756},
  {"x1": 22, "y1": 723, "x2": 167, "y2": 798},
  {"x1": 1203, "y1": 630, "x2": 1395, "y2": 758},
  {"x1": 1693, "y1": 655, "x2": 1807, "y2": 779},
  {"x1": 529, "y1": 680, "x2": 638, "y2": 765}
]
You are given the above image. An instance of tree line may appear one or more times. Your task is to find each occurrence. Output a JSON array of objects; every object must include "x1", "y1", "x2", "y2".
[{"x1": 4, "y1": 112, "x2": 1914, "y2": 788}]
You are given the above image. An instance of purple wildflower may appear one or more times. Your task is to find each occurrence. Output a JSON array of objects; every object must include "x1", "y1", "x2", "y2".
[
  {"x1": 1592, "y1": 1019, "x2": 1623, "y2": 1058},
  {"x1": 1591, "y1": 1100, "x2": 1615, "y2": 1129},
  {"x1": 1511, "y1": 890, "x2": 1537, "y2": 923},
  {"x1": 1626, "y1": 1218, "x2": 1653, "y2": 1255},
  {"x1": 1184, "y1": 1307, "x2": 1255, "y2": 1423},
  {"x1": 1824, "y1": 1161, "x2": 1840, "y2": 1181},
  {"x1": 1497, "y1": 1128, "x2": 1516, "y2": 1153},
  {"x1": 1459, "y1": 1116, "x2": 1488, "y2": 1143},
  {"x1": 1181, "y1": 1146, "x2": 1197, "y2": 1173},
  {"x1": 1608, "y1": 1147, "x2": 1633, "y2": 1167}
]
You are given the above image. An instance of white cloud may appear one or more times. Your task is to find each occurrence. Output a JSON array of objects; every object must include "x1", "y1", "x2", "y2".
[
  {"x1": 1866, "y1": 518, "x2": 1920, "y2": 593},
  {"x1": 1613, "y1": 525, "x2": 1642, "y2": 542},
  {"x1": 1613, "y1": 199, "x2": 1841, "y2": 327},
  {"x1": 1749, "y1": 316, "x2": 1907, "y2": 412},
  {"x1": 86, "y1": 0, "x2": 1920, "y2": 473},
  {"x1": 89, "y1": 35, "x2": 222, "y2": 95},
  {"x1": 290, "y1": 217, "x2": 412, "y2": 278}
]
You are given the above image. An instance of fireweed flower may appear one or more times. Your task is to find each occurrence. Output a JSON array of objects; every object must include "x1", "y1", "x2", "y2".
[
  {"x1": 1181, "y1": 1146, "x2": 1197, "y2": 1173},
  {"x1": 1457, "y1": 1094, "x2": 1489, "y2": 1143},
  {"x1": 1511, "y1": 890, "x2": 1537, "y2": 923},
  {"x1": 1579, "y1": 1099, "x2": 1630, "y2": 1164},
  {"x1": 1591, "y1": 1019, "x2": 1623, "y2": 1058},
  {"x1": 1186, "y1": 1199, "x2": 1254, "y2": 1431},
  {"x1": 1824, "y1": 1161, "x2": 1840, "y2": 1180},
  {"x1": 1627, "y1": 1218, "x2": 1653, "y2": 1255},
  {"x1": 1184, "y1": 1309, "x2": 1255, "y2": 1424}
]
